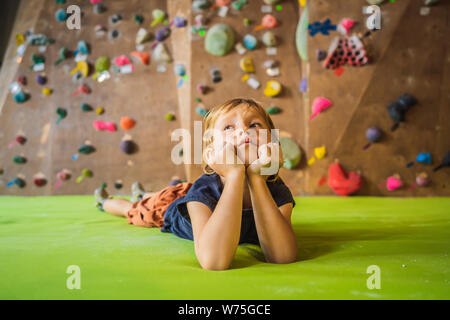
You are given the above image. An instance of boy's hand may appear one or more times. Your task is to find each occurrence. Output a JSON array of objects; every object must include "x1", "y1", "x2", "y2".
[
  {"x1": 247, "y1": 142, "x2": 283, "y2": 180},
  {"x1": 205, "y1": 141, "x2": 245, "y2": 178}
]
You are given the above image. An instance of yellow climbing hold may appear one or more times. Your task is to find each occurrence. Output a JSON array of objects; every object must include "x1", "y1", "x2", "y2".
[
  {"x1": 240, "y1": 56, "x2": 254, "y2": 73},
  {"x1": 241, "y1": 74, "x2": 250, "y2": 82},
  {"x1": 42, "y1": 88, "x2": 52, "y2": 96},
  {"x1": 314, "y1": 145, "x2": 327, "y2": 159},
  {"x1": 96, "y1": 107, "x2": 104, "y2": 115},
  {"x1": 308, "y1": 157, "x2": 316, "y2": 166},
  {"x1": 264, "y1": 80, "x2": 282, "y2": 97},
  {"x1": 70, "y1": 61, "x2": 89, "y2": 77}
]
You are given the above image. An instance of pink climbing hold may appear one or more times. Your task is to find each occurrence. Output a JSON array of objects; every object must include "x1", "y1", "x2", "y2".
[
  {"x1": 90, "y1": 0, "x2": 101, "y2": 4},
  {"x1": 72, "y1": 84, "x2": 91, "y2": 96},
  {"x1": 93, "y1": 120, "x2": 117, "y2": 132},
  {"x1": 338, "y1": 18, "x2": 356, "y2": 35},
  {"x1": 310, "y1": 97, "x2": 332, "y2": 120},
  {"x1": 386, "y1": 175, "x2": 403, "y2": 191},
  {"x1": 114, "y1": 55, "x2": 132, "y2": 67}
]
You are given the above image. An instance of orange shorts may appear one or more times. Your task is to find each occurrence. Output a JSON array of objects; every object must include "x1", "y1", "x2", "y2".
[{"x1": 126, "y1": 182, "x2": 192, "y2": 228}]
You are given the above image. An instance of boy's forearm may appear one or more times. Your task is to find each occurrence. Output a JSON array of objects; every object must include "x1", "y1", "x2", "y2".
[
  {"x1": 197, "y1": 171, "x2": 245, "y2": 269},
  {"x1": 247, "y1": 174, "x2": 298, "y2": 264}
]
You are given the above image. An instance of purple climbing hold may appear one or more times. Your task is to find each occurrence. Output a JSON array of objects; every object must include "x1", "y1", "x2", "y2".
[{"x1": 156, "y1": 27, "x2": 171, "y2": 42}]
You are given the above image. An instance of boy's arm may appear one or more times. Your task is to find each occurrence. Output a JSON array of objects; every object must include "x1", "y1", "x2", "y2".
[
  {"x1": 187, "y1": 170, "x2": 245, "y2": 271},
  {"x1": 247, "y1": 174, "x2": 298, "y2": 264}
]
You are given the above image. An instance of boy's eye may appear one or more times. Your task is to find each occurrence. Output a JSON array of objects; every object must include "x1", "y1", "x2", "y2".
[
  {"x1": 224, "y1": 125, "x2": 233, "y2": 131},
  {"x1": 250, "y1": 123, "x2": 261, "y2": 128}
]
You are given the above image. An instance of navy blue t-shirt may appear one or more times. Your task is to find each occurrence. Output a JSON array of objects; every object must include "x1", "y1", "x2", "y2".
[{"x1": 160, "y1": 173, "x2": 296, "y2": 245}]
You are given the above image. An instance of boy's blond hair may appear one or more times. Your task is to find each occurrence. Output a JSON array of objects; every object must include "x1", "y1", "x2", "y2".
[{"x1": 201, "y1": 98, "x2": 279, "y2": 182}]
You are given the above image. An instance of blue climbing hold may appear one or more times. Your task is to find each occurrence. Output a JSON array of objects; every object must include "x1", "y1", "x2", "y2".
[
  {"x1": 308, "y1": 19, "x2": 336, "y2": 36},
  {"x1": 243, "y1": 34, "x2": 257, "y2": 50},
  {"x1": 416, "y1": 152, "x2": 431, "y2": 165},
  {"x1": 55, "y1": 9, "x2": 67, "y2": 22}
]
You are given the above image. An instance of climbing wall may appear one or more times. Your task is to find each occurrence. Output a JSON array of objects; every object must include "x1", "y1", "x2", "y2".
[
  {"x1": 305, "y1": 0, "x2": 450, "y2": 196},
  {"x1": 188, "y1": 0, "x2": 306, "y2": 194},
  {"x1": 0, "y1": 0, "x2": 186, "y2": 195}
]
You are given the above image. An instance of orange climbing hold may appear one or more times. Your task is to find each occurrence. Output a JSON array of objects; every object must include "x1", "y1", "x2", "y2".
[
  {"x1": 130, "y1": 51, "x2": 150, "y2": 65},
  {"x1": 120, "y1": 116, "x2": 136, "y2": 130}
]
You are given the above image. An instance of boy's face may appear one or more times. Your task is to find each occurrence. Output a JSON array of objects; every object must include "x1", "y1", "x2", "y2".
[{"x1": 212, "y1": 105, "x2": 271, "y2": 164}]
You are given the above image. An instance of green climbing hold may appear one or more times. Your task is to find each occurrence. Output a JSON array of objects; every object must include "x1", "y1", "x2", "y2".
[
  {"x1": 13, "y1": 156, "x2": 27, "y2": 164},
  {"x1": 78, "y1": 145, "x2": 96, "y2": 155},
  {"x1": 95, "y1": 56, "x2": 110, "y2": 73},
  {"x1": 56, "y1": 108, "x2": 67, "y2": 124},
  {"x1": 266, "y1": 106, "x2": 281, "y2": 115},
  {"x1": 13, "y1": 177, "x2": 26, "y2": 188},
  {"x1": 101, "y1": 182, "x2": 107, "y2": 189},
  {"x1": 205, "y1": 23, "x2": 235, "y2": 56},
  {"x1": 133, "y1": 14, "x2": 144, "y2": 24},
  {"x1": 165, "y1": 113, "x2": 175, "y2": 121},
  {"x1": 81, "y1": 103, "x2": 93, "y2": 112},
  {"x1": 232, "y1": 0, "x2": 247, "y2": 11},
  {"x1": 279, "y1": 137, "x2": 302, "y2": 170}
]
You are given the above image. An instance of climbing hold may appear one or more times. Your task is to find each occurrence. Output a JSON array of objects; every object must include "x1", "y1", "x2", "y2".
[
  {"x1": 9, "y1": 177, "x2": 26, "y2": 188},
  {"x1": 338, "y1": 18, "x2": 356, "y2": 35},
  {"x1": 367, "y1": 0, "x2": 385, "y2": 4},
  {"x1": 130, "y1": 51, "x2": 150, "y2": 65},
  {"x1": 153, "y1": 42, "x2": 172, "y2": 63},
  {"x1": 246, "y1": 77, "x2": 260, "y2": 89},
  {"x1": 324, "y1": 36, "x2": 369, "y2": 69},
  {"x1": 72, "y1": 83, "x2": 91, "y2": 96},
  {"x1": 120, "y1": 117, "x2": 136, "y2": 130},
  {"x1": 114, "y1": 180, "x2": 123, "y2": 189},
  {"x1": 109, "y1": 14, "x2": 122, "y2": 24},
  {"x1": 36, "y1": 74, "x2": 47, "y2": 85},
  {"x1": 386, "y1": 174, "x2": 403, "y2": 191},
  {"x1": 299, "y1": 78, "x2": 307, "y2": 93},
  {"x1": 263, "y1": 60, "x2": 278, "y2": 69},
  {"x1": 243, "y1": 34, "x2": 257, "y2": 50},
  {"x1": 424, "y1": 0, "x2": 440, "y2": 5},
  {"x1": 387, "y1": 93, "x2": 418, "y2": 123},
  {"x1": 165, "y1": 113, "x2": 175, "y2": 121},
  {"x1": 120, "y1": 140, "x2": 137, "y2": 155},
  {"x1": 55, "y1": 9, "x2": 67, "y2": 21},
  {"x1": 196, "y1": 84, "x2": 208, "y2": 95},
  {"x1": 78, "y1": 144, "x2": 96, "y2": 155},
  {"x1": 33, "y1": 177, "x2": 47, "y2": 187},
  {"x1": 71, "y1": 61, "x2": 89, "y2": 77},
  {"x1": 93, "y1": 120, "x2": 116, "y2": 132},
  {"x1": 136, "y1": 28, "x2": 150, "y2": 45},
  {"x1": 196, "y1": 106, "x2": 209, "y2": 117},
  {"x1": 151, "y1": 9, "x2": 166, "y2": 27},
  {"x1": 93, "y1": 3, "x2": 107, "y2": 14},
  {"x1": 174, "y1": 64, "x2": 186, "y2": 76},
  {"x1": 266, "y1": 106, "x2": 281, "y2": 115},
  {"x1": 266, "y1": 67, "x2": 279, "y2": 77},
  {"x1": 262, "y1": 31, "x2": 277, "y2": 47},
  {"x1": 174, "y1": 16, "x2": 187, "y2": 28},
  {"x1": 205, "y1": 23, "x2": 235, "y2": 56},
  {"x1": 133, "y1": 14, "x2": 144, "y2": 25},
  {"x1": 433, "y1": 151, "x2": 450, "y2": 172},
  {"x1": 96, "y1": 107, "x2": 104, "y2": 115},
  {"x1": 279, "y1": 137, "x2": 301, "y2": 169},
  {"x1": 54, "y1": 169, "x2": 71, "y2": 190},
  {"x1": 76, "y1": 169, "x2": 93, "y2": 183},
  {"x1": 56, "y1": 108, "x2": 67, "y2": 124},
  {"x1": 8, "y1": 135, "x2": 27, "y2": 148},
  {"x1": 296, "y1": 5, "x2": 308, "y2": 61},
  {"x1": 416, "y1": 152, "x2": 432, "y2": 165},
  {"x1": 13, "y1": 155, "x2": 27, "y2": 164},
  {"x1": 192, "y1": 0, "x2": 212, "y2": 11},
  {"x1": 254, "y1": 14, "x2": 279, "y2": 31},
  {"x1": 264, "y1": 80, "x2": 282, "y2": 97},
  {"x1": 81, "y1": 103, "x2": 93, "y2": 112},
  {"x1": 310, "y1": 97, "x2": 332, "y2": 120},
  {"x1": 232, "y1": 0, "x2": 247, "y2": 11},
  {"x1": 366, "y1": 127, "x2": 383, "y2": 143},
  {"x1": 109, "y1": 29, "x2": 120, "y2": 39},
  {"x1": 210, "y1": 68, "x2": 222, "y2": 83},
  {"x1": 78, "y1": 41, "x2": 90, "y2": 55},
  {"x1": 156, "y1": 27, "x2": 171, "y2": 42},
  {"x1": 308, "y1": 19, "x2": 336, "y2": 36},
  {"x1": 416, "y1": 172, "x2": 430, "y2": 187},
  {"x1": 17, "y1": 76, "x2": 27, "y2": 86},
  {"x1": 314, "y1": 145, "x2": 327, "y2": 159},
  {"x1": 239, "y1": 56, "x2": 255, "y2": 72},
  {"x1": 14, "y1": 92, "x2": 29, "y2": 104},
  {"x1": 42, "y1": 88, "x2": 52, "y2": 96},
  {"x1": 328, "y1": 161, "x2": 363, "y2": 196},
  {"x1": 316, "y1": 49, "x2": 327, "y2": 61},
  {"x1": 55, "y1": 47, "x2": 69, "y2": 65}
]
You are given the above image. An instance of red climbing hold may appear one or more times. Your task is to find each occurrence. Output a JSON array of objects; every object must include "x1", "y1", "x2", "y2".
[{"x1": 327, "y1": 161, "x2": 363, "y2": 196}]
